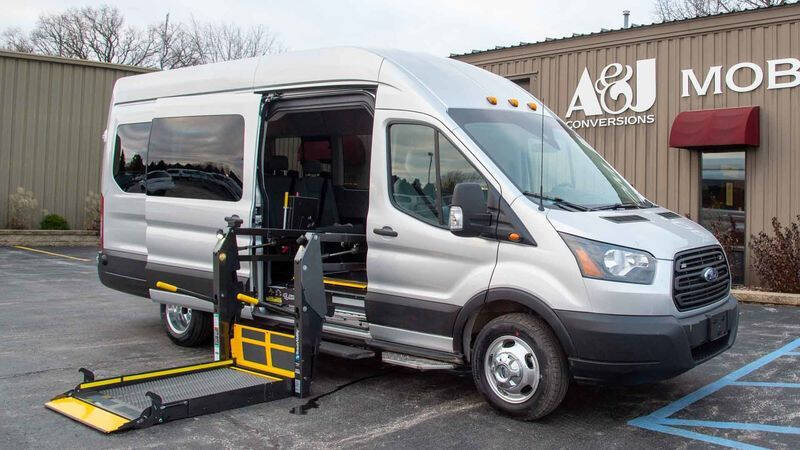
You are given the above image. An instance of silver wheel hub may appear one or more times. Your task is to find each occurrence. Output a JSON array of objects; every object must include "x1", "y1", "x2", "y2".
[
  {"x1": 166, "y1": 305, "x2": 192, "y2": 335},
  {"x1": 484, "y1": 336, "x2": 540, "y2": 404}
]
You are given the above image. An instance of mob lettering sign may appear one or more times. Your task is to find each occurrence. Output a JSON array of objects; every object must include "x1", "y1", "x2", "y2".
[{"x1": 564, "y1": 57, "x2": 800, "y2": 129}]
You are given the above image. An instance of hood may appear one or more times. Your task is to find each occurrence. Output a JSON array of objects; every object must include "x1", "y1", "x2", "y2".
[{"x1": 546, "y1": 207, "x2": 718, "y2": 260}]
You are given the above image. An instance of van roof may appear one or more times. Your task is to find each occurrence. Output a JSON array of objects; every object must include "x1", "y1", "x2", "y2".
[{"x1": 112, "y1": 47, "x2": 539, "y2": 114}]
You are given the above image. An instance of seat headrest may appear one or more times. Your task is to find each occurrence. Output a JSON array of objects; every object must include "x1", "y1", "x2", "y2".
[
  {"x1": 267, "y1": 155, "x2": 288, "y2": 173},
  {"x1": 303, "y1": 160, "x2": 322, "y2": 175}
]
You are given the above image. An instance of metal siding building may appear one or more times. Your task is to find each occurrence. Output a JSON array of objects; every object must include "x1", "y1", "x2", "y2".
[
  {"x1": 453, "y1": 5, "x2": 800, "y2": 283},
  {"x1": 0, "y1": 51, "x2": 148, "y2": 229}
]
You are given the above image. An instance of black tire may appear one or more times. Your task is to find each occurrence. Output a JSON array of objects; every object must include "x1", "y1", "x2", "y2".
[
  {"x1": 471, "y1": 313, "x2": 569, "y2": 420},
  {"x1": 160, "y1": 304, "x2": 213, "y2": 347}
]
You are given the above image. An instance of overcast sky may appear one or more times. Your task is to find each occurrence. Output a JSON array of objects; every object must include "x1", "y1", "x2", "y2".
[{"x1": 2, "y1": 0, "x2": 656, "y2": 57}]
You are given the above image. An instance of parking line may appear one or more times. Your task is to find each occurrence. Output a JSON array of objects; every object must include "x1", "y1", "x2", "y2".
[
  {"x1": 629, "y1": 337, "x2": 800, "y2": 448},
  {"x1": 627, "y1": 418, "x2": 766, "y2": 450},
  {"x1": 658, "y1": 418, "x2": 800, "y2": 435},
  {"x1": 644, "y1": 337, "x2": 800, "y2": 419},
  {"x1": 12, "y1": 245, "x2": 91, "y2": 262},
  {"x1": 731, "y1": 381, "x2": 800, "y2": 388}
]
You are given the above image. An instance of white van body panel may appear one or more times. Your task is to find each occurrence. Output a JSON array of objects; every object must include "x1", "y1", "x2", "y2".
[
  {"x1": 488, "y1": 195, "x2": 594, "y2": 313},
  {"x1": 113, "y1": 48, "x2": 383, "y2": 105},
  {"x1": 145, "y1": 92, "x2": 261, "y2": 284},
  {"x1": 103, "y1": 101, "x2": 153, "y2": 258},
  {"x1": 546, "y1": 208, "x2": 718, "y2": 260},
  {"x1": 366, "y1": 109, "x2": 499, "y2": 307}
]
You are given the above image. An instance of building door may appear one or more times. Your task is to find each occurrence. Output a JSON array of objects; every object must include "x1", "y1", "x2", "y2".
[{"x1": 700, "y1": 151, "x2": 746, "y2": 284}]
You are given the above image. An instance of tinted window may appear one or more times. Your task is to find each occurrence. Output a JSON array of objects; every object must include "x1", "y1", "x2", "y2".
[
  {"x1": 147, "y1": 115, "x2": 244, "y2": 201},
  {"x1": 390, "y1": 124, "x2": 440, "y2": 224},
  {"x1": 389, "y1": 124, "x2": 486, "y2": 226},
  {"x1": 112, "y1": 123, "x2": 150, "y2": 193},
  {"x1": 438, "y1": 134, "x2": 486, "y2": 218}
]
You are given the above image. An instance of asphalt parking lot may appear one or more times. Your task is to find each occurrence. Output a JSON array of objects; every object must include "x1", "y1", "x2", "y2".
[{"x1": 1, "y1": 246, "x2": 798, "y2": 449}]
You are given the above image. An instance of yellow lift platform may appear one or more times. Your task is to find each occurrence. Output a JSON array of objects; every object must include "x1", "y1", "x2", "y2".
[{"x1": 47, "y1": 216, "x2": 364, "y2": 433}]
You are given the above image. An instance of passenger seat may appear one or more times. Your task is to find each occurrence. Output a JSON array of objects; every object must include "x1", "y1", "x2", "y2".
[
  {"x1": 295, "y1": 159, "x2": 339, "y2": 227},
  {"x1": 264, "y1": 155, "x2": 294, "y2": 228}
]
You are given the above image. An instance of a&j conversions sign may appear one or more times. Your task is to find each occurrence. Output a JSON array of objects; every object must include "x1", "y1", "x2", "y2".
[{"x1": 564, "y1": 57, "x2": 800, "y2": 129}]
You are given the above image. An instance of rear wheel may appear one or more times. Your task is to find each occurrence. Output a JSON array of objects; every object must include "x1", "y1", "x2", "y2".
[
  {"x1": 160, "y1": 304, "x2": 212, "y2": 347},
  {"x1": 472, "y1": 313, "x2": 569, "y2": 420}
]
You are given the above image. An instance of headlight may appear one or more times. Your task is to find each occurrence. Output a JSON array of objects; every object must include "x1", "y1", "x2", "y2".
[{"x1": 559, "y1": 233, "x2": 656, "y2": 284}]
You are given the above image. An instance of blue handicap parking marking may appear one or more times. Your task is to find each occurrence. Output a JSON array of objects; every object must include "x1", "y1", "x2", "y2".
[{"x1": 629, "y1": 337, "x2": 800, "y2": 449}]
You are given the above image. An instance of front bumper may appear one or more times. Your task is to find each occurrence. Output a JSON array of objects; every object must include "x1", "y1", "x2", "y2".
[{"x1": 555, "y1": 294, "x2": 739, "y2": 384}]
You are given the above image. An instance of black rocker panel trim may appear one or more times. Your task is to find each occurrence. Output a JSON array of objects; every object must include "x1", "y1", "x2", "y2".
[
  {"x1": 98, "y1": 250, "x2": 148, "y2": 297},
  {"x1": 145, "y1": 262, "x2": 214, "y2": 299},
  {"x1": 365, "y1": 292, "x2": 461, "y2": 337}
]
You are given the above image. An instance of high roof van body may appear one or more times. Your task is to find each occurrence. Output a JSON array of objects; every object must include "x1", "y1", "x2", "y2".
[{"x1": 98, "y1": 47, "x2": 738, "y2": 418}]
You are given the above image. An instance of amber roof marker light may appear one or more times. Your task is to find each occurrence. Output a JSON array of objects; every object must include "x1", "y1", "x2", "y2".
[
  {"x1": 486, "y1": 96, "x2": 498, "y2": 105},
  {"x1": 508, "y1": 98, "x2": 519, "y2": 107},
  {"x1": 527, "y1": 102, "x2": 538, "y2": 111}
]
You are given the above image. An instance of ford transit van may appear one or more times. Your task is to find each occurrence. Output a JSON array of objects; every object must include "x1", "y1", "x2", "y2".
[{"x1": 97, "y1": 47, "x2": 738, "y2": 419}]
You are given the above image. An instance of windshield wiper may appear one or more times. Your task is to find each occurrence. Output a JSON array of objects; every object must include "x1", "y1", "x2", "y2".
[
  {"x1": 589, "y1": 202, "x2": 642, "y2": 211},
  {"x1": 523, "y1": 192, "x2": 589, "y2": 212}
]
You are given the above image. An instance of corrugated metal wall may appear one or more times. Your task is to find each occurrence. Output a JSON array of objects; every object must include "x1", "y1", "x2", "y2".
[
  {"x1": 455, "y1": 5, "x2": 800, "y2": 282},
  {"x1": 0, "y1": 51, "x2": 147, "y2": 229}
]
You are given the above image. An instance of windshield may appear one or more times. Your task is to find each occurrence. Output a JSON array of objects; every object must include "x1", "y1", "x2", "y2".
[{"x1": 448, "y1": 108, "x2": 647, "y2": 210}]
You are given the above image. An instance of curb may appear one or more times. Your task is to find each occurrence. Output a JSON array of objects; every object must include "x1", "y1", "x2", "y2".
[
  {"x1": 0, "y1": 230, "x2": 99, "y2": 247},
  {"x1": 732, "y1": 288, "x2": 800, "y2": 306}
]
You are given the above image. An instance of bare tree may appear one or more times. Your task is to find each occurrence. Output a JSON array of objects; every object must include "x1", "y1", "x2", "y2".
[
  {"x1": 187, "y1": 19, "x2": 284, "y2": 64},
  {"x1": 654, "y1": 0, "x2": 791, "y2": 21},
  {"x1": 1, "y1": 4, "x2": 284, "y2": 69},
  {"x1": 1, "y1": 28, "x2": 33, "y2": 53},
  {"x1": 147, "y1": 14, "x2": 202, "y2": 69}
]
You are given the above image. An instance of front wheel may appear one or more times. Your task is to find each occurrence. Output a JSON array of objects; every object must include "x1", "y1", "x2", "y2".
[
  {"x1": 472, "y1": 313, "x2": 569, "y2": 420},
  {"x1": 160, "y1": 304, "x2": 212, "y2": 347}
]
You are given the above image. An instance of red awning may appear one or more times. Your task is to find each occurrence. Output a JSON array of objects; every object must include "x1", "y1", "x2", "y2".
[{"x1": 669, "y1": 106, "x2": 760, "y2": 149}]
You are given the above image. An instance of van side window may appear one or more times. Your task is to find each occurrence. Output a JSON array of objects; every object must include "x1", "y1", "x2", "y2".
[
  {"x1": 388, "y1": 123, "x2": 487, "y2": 226},
  {"x1": 112, "y1": 122, "x2": 151, "y2": 193},
  {"x1": 147, "y1": 115, "x2": 244, "y2": 201},
  {"x1": 437, "y1": 134, "x2": 487, "y2": 218}
]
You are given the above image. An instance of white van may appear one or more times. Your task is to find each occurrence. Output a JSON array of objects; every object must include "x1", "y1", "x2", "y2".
[{"x1": 98, "y1": 47, "x2": 738, "y2": 419}]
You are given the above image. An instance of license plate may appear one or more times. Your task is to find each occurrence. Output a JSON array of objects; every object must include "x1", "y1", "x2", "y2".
[{"x1": 708, "y1": 312, "x2": 728, "y2": 341}]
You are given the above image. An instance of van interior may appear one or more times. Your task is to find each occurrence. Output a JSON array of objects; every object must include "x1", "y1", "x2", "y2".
[{"x1": 259, "y1": 94, "x2": 373, "y2": 288}]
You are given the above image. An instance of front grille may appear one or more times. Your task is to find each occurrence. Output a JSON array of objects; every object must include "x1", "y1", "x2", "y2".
[
  {"x1": 673, "y1": 246, "x2": 730, "y2": 311},
  {"x1": 691, "y1": 334, "x2": 730, "y2": 362}
]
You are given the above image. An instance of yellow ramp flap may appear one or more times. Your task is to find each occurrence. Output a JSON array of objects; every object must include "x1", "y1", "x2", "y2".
[{"x1": 45, "y1": 397, "x2": 129, "y2": 434}]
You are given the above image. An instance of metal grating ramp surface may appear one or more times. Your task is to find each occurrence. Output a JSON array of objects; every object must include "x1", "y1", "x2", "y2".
[{"x1": 81, "y1": 368, "x2": 272, "y2": 413}]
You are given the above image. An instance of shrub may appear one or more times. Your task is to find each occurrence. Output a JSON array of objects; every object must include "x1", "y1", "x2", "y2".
[
  {"x1": 84, "y1": 191, "x2": 101, "y2": 231},
  {"x1": 7, "y1": 187, "x2": 39, "y2": 229},
  {"x1": 749, "y1": 216, "x2": 800, "y2": 294},
  {"x1": 40, "y1": 214, "x2": 69, "y2": 230},
  {"x1": 709, "y1": 223, "x2": 738, "y2": 268}
]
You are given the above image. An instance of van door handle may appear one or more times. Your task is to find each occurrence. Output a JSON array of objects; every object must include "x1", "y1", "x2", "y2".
[{"x1": 373, "y1": 226, "x2": 398, "y2": 237}]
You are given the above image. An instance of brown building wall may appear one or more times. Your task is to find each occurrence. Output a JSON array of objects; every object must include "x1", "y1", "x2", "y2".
[
  {"x1": 454, "y1": 5, "x2": 800, "y2": 283},
  {"x1": 0, "y1": 51, "x2": 148, "y2": 229}
]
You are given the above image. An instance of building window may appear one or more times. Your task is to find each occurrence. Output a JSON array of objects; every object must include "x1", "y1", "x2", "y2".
[
  {"x1": 388, "y1": 123, "x2": 486, "y2": 226},
  {"x1": 511, "y1": 77, "x2": 531, "y2": 92},
  {"x1": 147, "y1": 115, "x2": 244, "y2": 201},
  {"x1": 112, "y1": 122, "x2": 151, "y2": 193},
  {"x1": 700, "y1": 151, "x2": 746, "y2": 284}
]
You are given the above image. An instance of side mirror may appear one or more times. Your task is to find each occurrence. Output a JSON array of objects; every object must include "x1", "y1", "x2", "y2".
[{"x1": 449, "y1": 182, "x2": 492, "y2": 237}]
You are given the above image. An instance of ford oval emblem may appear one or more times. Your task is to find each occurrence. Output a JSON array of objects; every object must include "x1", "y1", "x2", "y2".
[{"x1": 702, "y1": 267, "x2": 719, "y2": 282}]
